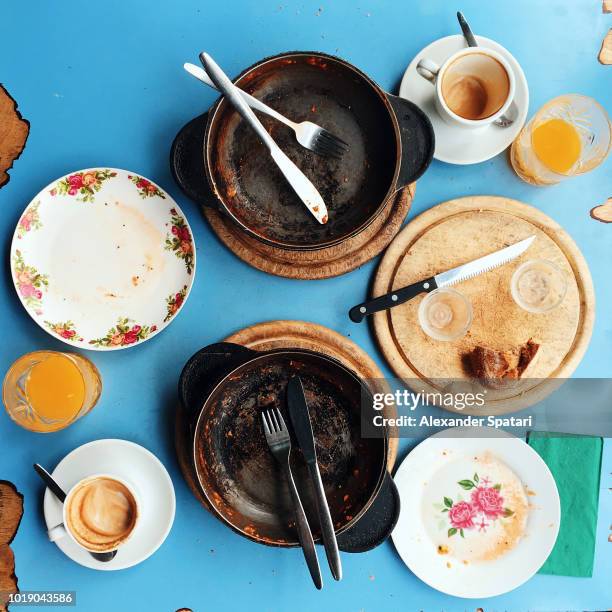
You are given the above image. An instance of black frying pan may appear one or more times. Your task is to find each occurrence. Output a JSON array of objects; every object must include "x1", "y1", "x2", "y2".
[
  {"x1": 178, "y1": 51, "x2": 433, "y2": 250},
  {"x1": 187, "y1": 348, "x2": 388, "y2": 547}
]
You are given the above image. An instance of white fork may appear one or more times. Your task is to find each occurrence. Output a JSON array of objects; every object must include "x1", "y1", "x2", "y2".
[{"x1": 184, "y1": 61, "x2": 349, "y2": 159}]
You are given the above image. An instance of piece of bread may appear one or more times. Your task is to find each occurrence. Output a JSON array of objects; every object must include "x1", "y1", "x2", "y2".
[{"x1": 464, "y1": 340, "x2": 540, "y2": 387}]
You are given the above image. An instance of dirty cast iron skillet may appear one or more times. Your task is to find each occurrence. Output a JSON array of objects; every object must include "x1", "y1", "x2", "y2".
[
  {"x1": 196, "y1": 51, "x2": 434, "y2": 250},
  {"x1": 188, "y1": 348, "x2": 388, "y2": 547}
]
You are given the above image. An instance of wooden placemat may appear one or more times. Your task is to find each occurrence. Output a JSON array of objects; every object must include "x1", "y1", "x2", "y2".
[
  {"x1": 225, "y1": 320, "x2": 398, "y2": 469},
  {"x1": 0, "y1": 481, "x2": 23, "y2": 612},
  {"x1": 204, "y1": 184, "x2": 414, "y2": 280},
  {"x1": 373, "y1": 196, "x2": 595, "y2": 413},
  {"x1": 0, "y1": 85, "x2": 29, "y2": 189}
]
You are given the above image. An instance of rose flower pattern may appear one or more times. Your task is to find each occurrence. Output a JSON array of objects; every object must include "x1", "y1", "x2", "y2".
[
  {"x1": 440, "y1": 473, "x2": 514, "y2": 538},
  {"x1": 13, "y1": 250, "x2": 48, "y2": 313},
  {"x1": 128, "y1": 174, "x2": 166, "y2": 199},
  {"x1": 164, "y1": 285, "x2": 187, "y2": 322},
  {"x1": 50, "y1": 169, "x2": 117, "y2": 202},
  {"x1": 89, "y1": 318, "x2": 157, "y2": 348},
  {"x1": 165, "y1": 208, "x2": 194, "y2": 274},
  {"x1": 17, "y1": 201, "x2": 42, "y2": 238},
  {"x1": 44, "y1": 320, "x2": 83, "y2": 342}
]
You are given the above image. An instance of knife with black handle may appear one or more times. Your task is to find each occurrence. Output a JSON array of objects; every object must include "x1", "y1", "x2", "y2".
[
  {"x1": 287, "y1": 376, "x2": 342, "y2": 581},
  {"x1": 349, "y1": 235, "x2": 536, "y2": 323},
  {"x1": 349, "y1": 276, "x2": 437, "y2": 323}
]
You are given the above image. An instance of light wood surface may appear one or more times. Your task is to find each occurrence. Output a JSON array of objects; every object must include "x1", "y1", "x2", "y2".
[
  {"x1": 204, "y1": 184, "x2": 414, "y2": 280},
  {"x1": 226, "y1": 320, "x2": 398, "y2": 469},
  {"x1": 599, "y1": 29, "x2": 612, "y2": 64},
  {"x1": 373, "y1": 196, "x2": 595, "y2": 413},
  {"x1": 590, "y1": 197, "x2": 612, "y2": 223}
]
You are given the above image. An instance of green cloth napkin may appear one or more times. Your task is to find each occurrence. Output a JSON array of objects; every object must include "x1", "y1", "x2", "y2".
[{"x1": 527, "y1": 431, "x2": 603, "y2": 577}]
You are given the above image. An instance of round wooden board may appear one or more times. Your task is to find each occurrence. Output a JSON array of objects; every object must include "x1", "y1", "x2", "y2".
[
  {"x1": 204, "y1": 184, "x2": 414, "y2": 280},
  {"x1": 373, "y1": 196, "x2": 595, "y2": 413},
  {"x1": 225, "y1": 320, "x2": 398, "y2": 469}
]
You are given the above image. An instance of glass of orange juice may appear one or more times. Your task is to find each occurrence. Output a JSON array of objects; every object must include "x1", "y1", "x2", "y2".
[
  {"x1": 510, "y1": 94, "x2": 611, "y2": 185},
  {"x1": 2, "y1": 351, "x2": 101, "y2": 432}
]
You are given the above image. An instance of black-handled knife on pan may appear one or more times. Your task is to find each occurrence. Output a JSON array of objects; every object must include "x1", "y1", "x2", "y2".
[
  {"x1": 287, "y1": 376, "x2": 342, "y2": 581},
  {"x1": 349, "y1": 235, "x2": 536, "y2": 323}
]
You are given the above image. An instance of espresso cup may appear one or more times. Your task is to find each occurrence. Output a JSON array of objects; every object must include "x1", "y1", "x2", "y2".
[
  {"x1": 416, "y1": 47, "x2": 515, "y2": 129},
  {"x1": 48, "y1": 474, "x2": 140, "y2": 553}
]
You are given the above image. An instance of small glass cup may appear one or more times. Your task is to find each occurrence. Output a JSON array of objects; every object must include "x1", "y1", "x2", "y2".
[
  {"x1": 2, "y1": 351, "x2": 101, "y2": 433},
  {"x1": 418, "y1": 288, "x2": 472, "y2": 341},
  {"x1": 510, "y1": 94, "x2": 611, "y2": 185},
  {"x1": 510, "y1": 259, "x2": 568, "y2": 313}
]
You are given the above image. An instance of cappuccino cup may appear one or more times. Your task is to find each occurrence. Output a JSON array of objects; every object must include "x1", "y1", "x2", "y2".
[
  {"x1": 48, "y1": 474, "x2": 139, "y2": 553},
  {"x1": 416, "y1": 47, "x2": 515, "y2": 130}
]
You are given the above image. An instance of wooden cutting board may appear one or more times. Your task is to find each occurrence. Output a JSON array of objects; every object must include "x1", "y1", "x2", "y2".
[{"x1": 373, "y1": 196, "x2": 595, "y2": 413}]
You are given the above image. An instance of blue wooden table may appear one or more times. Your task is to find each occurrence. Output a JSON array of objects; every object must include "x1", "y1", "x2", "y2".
[{"x1": 1, "y1": 1, "x2": 610, "y2": 610}]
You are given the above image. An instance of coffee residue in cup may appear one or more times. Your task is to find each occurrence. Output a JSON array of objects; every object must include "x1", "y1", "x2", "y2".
[
  {"x1": 67, "y1": 477, "x2": 138, "y2": 552},
  {"x1": 441, "y1": 52, "x2": 510, "y2": 121},
  {"x1": 443, "y1": 75, "x2": 489, "y2": 120}
]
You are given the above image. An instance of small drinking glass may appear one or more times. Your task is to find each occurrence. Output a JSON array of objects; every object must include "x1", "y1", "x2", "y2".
[
  {"x1": 510, "y1": 94, "x2": 611, "y2": 185},
  {"x1": 418, "y1": 288, "x2": 472, "y2": 341},
  {"x1": 511, "y1": 260, "x2": 568, "y2": 313},
  {"x1": 2, "y1": 351, "x2": 101, "y2": 433}
]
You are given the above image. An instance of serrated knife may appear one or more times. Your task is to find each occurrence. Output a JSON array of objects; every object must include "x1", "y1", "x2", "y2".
[
  {"x1": 287, "y1": 376, "x2": 342, "y2": 581},
  {"x1": 200, "y1": 52, "x2": 328, "y2": 225},
  {"x1": 349, "y1": 235, "x2": 535, "y2": 323}
]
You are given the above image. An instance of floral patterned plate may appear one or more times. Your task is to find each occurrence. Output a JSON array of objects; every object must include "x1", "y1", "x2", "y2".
[
  {"x1": 392, "y1": 427, "x2": 560, "y2": 598},
  {"x1": 10, "y1": 168, "x2": 195, "y2": 350}
]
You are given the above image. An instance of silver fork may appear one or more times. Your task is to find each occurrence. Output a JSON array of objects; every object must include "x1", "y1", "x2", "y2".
[
  {"x1": 184, "y1": 60, "x2": 349, "y2": 160},
  {"x1": 261, "y1": 408, "x2": 323, "y2": 589}
]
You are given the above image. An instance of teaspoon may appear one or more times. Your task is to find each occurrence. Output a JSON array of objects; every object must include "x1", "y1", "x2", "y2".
[{"x1": 456, "y1": 11, "x2": 517, "y2": 128}]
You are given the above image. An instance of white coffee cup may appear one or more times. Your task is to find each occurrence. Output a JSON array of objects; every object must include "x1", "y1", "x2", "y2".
[
  {"x1": 48, "y1": 474, "x2": 140, "y2": 553},
  {"x1": 416, "y1": 47, "x2": 515, "y2": 130}
]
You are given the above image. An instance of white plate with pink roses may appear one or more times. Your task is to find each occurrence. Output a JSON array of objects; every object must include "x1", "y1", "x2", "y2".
[
  {"x1": 10, "y1": 168, "x2": 195, "y2": 350},
  {"x1": 392, "y1": 427, "x2": 560, "y2": 598}
]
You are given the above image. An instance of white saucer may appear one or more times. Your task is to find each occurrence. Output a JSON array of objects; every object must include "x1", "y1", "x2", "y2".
[
  {"x1": 391, "y1": 428, "x2": 559, "y2": 598},
  {"x1": 43, "y1": 439, "x2": 176, "y2": 571},
  {"x1": 399, "y1": 35, "x2": 529, "y2": 165}
]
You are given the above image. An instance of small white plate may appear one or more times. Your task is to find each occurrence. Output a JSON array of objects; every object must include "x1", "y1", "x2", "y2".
[
  {"x1": 43, "y1": 439, "x2": 176, "y2": 571},
  {"x1": 399, "y1": 35, "x2": 529, "y2": 165},
  {"x1": 11, "y1": 168, "x2": 195, "y2": 350},
  {"x1": 392, "y1": 428, "x2": 559, "y2": 598}
]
